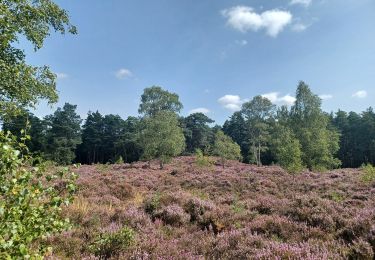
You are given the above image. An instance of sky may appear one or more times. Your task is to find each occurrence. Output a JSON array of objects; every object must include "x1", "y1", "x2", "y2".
[{"x1": 22, "y1": 0, "x2": 375, "y2": 124}]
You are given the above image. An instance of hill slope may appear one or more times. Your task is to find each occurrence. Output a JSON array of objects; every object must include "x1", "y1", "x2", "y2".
[{"x1": 49, "y1": 157, "x2": 375, "y2": 259}]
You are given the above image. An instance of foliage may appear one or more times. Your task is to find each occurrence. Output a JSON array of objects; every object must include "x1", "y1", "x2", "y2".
[
  {"x1": 0, "y1": 0, "x2": 76, "y2": 119},
  {"x1": 194, "y1": 149, "x2": 214, "y2": 168},
  {"x1": 241, "y1": 96, "x2": 276, "y2": 166},
  {"x1": 89, "y1": 225, "x2": 135, "y2": 259},
  {"x1": 360, "y1": 164, "x2": 375, "y2": 183},
  {"x1": 0, "y1": 132, "x2": 77, "y2": 258},
  {"x1": 77, "y1": 112, "x2": 142, "y2": 164},
  {"x1": 213, "y1": 130, "x2": 242, "y2": 168},
  {"x1": 183, "y1": 113, "x2": 215, "y2": 153},
  {"x1": 223, "y1": 112, "x2": 249, "y2": 162},
  {"x1": 2, "y1": 108, "x2": 47, "y2": 153},
  {"x1": 140, "y1": 111, "x2": 185, "y2": 169},
  {"x1": 291, "y1": 81, "x2": 341, "y2": 171},
  {"x1": 271, "y1": 125, "x2": 304, "y2": 173},
  {"x1": 44, "y1": 103, "x2": 82, "y2": 165},
  {"x1": 332, "y1": 108, "x2": 375, "y2": 168},
  {"x1": 138, "y1": 86, "x2": 183, "y2": 117}
]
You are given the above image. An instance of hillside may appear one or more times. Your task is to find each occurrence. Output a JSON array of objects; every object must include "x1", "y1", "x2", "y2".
[{"x1": 48, "y1": 157, "x2": 375, "y2": 259}]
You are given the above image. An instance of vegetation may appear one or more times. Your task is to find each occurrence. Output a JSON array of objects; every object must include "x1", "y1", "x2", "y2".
[
  {"x1": 213, "y1": 130, "x2": 242, "y2": 168},
  {"x1": 0, "y1": 0, "x2": 76, "y2": 119},
  {"x1": 0, "y1": 132, "x2": 77, "y2": 258},
  {"x1": 360, "y1": 164, "x2": 375, "y2": 183},
  {"x1": 45, "y1": 157, "x2": 375, "y2": 259},
  {"x1": 0, "y1": 0, "x2": 77, "y2": 258},
  {"x1": 140, "y1": 111, "x2": 185, "y2": 169}
]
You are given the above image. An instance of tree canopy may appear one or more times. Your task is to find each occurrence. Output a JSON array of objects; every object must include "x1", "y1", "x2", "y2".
[{"x1": 0, "y1": 0, "x2": 77, "y2": 119}]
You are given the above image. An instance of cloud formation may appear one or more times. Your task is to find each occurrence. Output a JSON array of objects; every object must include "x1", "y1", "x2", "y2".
[
  {"x1": 262, "y1": 92, "x2": 296, "y2": 106},
  {"x1": 188, "y1": 108, "x2": 210, "y2": 115},
  {"x1": 291, "y1": 23, "x2": 308, "y2": 32},
  {"x1": 290, "y1": 0, "x2": 312, "y2": 7},
  {"x1": 218, "y1": 95, "x2": 245, "y2": 111},
  {"x1": 56, "y1": 72, "x2": 68, "y2": 79},
  {"x1": 352, "y1": 90, "x2": 367, "y2": 98},
  {"x1": 235, "y1": 39, "x2": 248, "y2": 46},
  {"x1": 319, "y1": 94, "x2": 333, "y2": 100},
  {"x1": 115, "y1": 68, "x2": 133, "y2": 79},
  {"x1": 221, "y1": 6, "x2": 292, "y2": 37}
]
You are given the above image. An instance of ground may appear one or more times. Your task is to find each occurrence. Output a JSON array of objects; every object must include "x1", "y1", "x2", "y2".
[{"x1": 48, "y1": 156, "x2": 375, "y2": 259}]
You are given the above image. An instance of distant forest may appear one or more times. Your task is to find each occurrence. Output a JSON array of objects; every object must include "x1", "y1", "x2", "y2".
[{"x1": 2, "y1": 82, "x2": 375, "y2": 170}]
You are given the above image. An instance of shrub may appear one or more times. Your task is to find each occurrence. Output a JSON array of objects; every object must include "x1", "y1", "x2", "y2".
[
  {"x1": 89, "y1": 224, "x2": 135, "y2": 259},
  {"x1": 348, "y1": 239, "x2": 374, "y2": 260},
  {"x1": 156, "y1": 204, "x2": 190, "y2": 226},
  {"x1": 195, "y1": 149, "x2": 214, "y2": 168},
  {"x1": 360, "y1": 164, "x2": 375, "y2": 183},
  {"x1": 0, "y1": 132, "x2": 77, "y2": 258}
]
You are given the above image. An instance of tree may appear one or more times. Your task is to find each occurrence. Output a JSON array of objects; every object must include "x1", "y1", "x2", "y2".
[
  {"x1": 0, "y1": 1, "x2": 77, "y2": 257},
  {"x1": 291, "y1": 81, "x2": 340, "y2": 171},
  {"x1": 76, "y1": 111, "x2": 104, "y2": 164},
  {"x1": 2, "y1": 109, "x2": 47, "y2": 153},
  {"x1": 140, "y1": 111, "x2": 185, "y2": 169},
  {"x1": 241, "y1": 96, "x2": 276, "y2": 166},
  {"x1": 138, "y1": 86, "x2": 183, "y2": 117},
  {"x1": 223, "y1": 111, "x2": 248, "y2": 162},
  {"x1": 0, "y1": 0, "x2": 77, "y2": 119},
  {"x1": 45, "y1": 103, "x2": 82, "y2": 165},
  {"x1": 271, "y1": 125, "x2": 303, "y2": 173},
  {"x1": 213, "y1": 130, "x2": 242, "y2": 168},
  {"x1": 183, "y1": 113, "x2": 214, "y2": 153}
]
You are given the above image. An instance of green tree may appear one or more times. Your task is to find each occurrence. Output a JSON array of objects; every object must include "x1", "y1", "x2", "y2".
[
  {"x1": 76, "y1": 111, "x2": 104, "y2": 164},
  {"x1": 45, "y1": 103, "x2": 82, "y2": 165},
  {"x1": 241, "y1": 96, "x2": 276, "y2": 166},
  {"x1": 213, "y1": 130, "x2": 242, "y2": 168},
  {"x1": 138, "y1": 86, "x2": 183, "y2": 117},
  {"x1": 183, "y1": 112, "x2": 214, "y2": 153},
  {"x1": 271, "y1": 125, "x2": 303, "y2": 173},
  {"x1": 0, "y1": 0, "x2": 76, "y2": 119},
  {"x1": 140, "y1": 111, "x2": 185, "y2": 169},
  {"x1": 2, "y1": 109, "x2": 47, "y2": 153},
  {"x1": 291, "y1": 81, "x2": 340, "y2": 171},
  {"x1": 223, "y1": 111, "x2": 249, "y2": 162}
]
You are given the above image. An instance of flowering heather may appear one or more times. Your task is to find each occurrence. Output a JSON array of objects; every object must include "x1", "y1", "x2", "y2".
[{"x1": 48, "y1": 156, "x2": 375, "y2": 259}]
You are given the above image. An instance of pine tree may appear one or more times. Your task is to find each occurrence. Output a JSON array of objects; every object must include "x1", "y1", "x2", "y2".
[{"x1": 45, "y1": 103, "x2": 82, "y2": 165}]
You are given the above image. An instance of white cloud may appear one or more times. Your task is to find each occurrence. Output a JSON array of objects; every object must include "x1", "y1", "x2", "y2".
[
  {"x1": 115, "y1": 68, "x2": 133, "y2": 79},
  {"x1": 221, "y1": 6, "x2": 292, "y2": 37},
  {"x1": 218, "y1": 94, "x2": 245, "y2": 111},
  {"x1": 235, "y1": 39, "x2": 248, "y2": 46},
  {"x1": 352, "y1": 90, "x2": 367, "y2": 98},
  {"x1": 188, "y1": 108, "x2": 210, "y2": 115},
  {"x1": 319, "y1": 94, "x2": 333, "y2": 100},
  {"x1": 291, "y1": 23, "x2": 308, "y2": 32},
  {"x1": 262, "y1": 92, "x2": 296, "y2": 106},
  {"x1": 290, "y1": 0, "x2": 312, "y2": 7},
  {"x1": 56, "y1": 72, "x2": 68, "y2": 79}
]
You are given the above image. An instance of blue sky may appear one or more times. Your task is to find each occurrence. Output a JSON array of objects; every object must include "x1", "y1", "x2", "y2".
[{"x1": 23, "y1": 0, "x2": 375, "y2": 124}]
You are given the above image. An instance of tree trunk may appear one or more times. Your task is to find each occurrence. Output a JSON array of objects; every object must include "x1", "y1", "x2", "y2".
[{"x1": 160, "y1": 160, "x2": 163, "y2": 169}]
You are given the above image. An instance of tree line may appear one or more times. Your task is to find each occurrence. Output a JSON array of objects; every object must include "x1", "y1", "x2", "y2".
[{"x1": 2, "y1": 83, "x2": 375, "y2": 171}]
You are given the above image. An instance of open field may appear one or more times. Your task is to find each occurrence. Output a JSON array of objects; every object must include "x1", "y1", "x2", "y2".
[{"x1": 47, "y1": 157, "x2": 375, "y2": 259}]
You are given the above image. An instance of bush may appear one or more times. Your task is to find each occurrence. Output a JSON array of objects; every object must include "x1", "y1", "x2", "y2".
[
  {"x1": 156, "y1": 204, "x2": 190, "y2": 226},
  {"x1": 89, "y1": 225, "x2": 135, "y2": 259},
  {"x1": 360, "y1": 164, "x2": 375, "y2": 183},
  {"x1": 195, "y1": 149, "x2": 214, "y2": 168},
  {"x1": 0, "y1": 132, "x2": 77, "y2": 258}
]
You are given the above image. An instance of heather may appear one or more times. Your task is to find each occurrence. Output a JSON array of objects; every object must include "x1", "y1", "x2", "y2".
[{"x1": 47, "y1": 157, "x2": 375, "y2": 259}]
